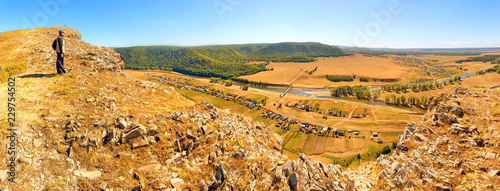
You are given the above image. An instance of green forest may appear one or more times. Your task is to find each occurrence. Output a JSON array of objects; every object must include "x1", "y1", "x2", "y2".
[
  {"x1": 115, "y1": 42, "x2": 350, "y2": 78},
  {"x1": 456, "y1": 55, "x2": 500, "y2": 64}
]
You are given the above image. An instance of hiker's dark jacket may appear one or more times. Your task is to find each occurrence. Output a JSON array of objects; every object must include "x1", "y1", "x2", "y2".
[{"x1": 56, "y1": 35, "x2": 65, "y2": 54}]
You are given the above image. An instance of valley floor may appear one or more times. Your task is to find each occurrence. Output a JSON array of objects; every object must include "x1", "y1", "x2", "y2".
[{"x1": 125, "y1": 69, "x2": 423, "y2": 167}]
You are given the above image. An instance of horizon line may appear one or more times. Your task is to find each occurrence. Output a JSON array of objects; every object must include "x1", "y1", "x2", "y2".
[{"x1": 108, "y1": 42, "x2": 500, "y2": 51}]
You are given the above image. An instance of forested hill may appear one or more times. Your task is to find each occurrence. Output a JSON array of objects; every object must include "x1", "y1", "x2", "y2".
[
  {"x1": 114, "y1": 42, "x2": 350, "y2": 78},
  {"x1": 343, "y1": 47, "x2": 389, "y2": 55}
]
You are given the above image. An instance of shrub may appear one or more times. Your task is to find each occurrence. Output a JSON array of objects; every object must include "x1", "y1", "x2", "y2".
[
  {"x1": 326, "y1": 75, "x2": 354, "y2": 82},
  {"x1": 54, "y1": 86, "x2": 71, "y2": 95},
  {"x1": 1, "y1": 61, "x2": 27, "y2": 82},
  {"x1": 381, "y1": 146, "x2": 391, "y2": 155}
]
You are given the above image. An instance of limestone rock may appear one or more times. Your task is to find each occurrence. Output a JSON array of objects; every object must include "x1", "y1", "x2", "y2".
[
  {"x1": 0, "y1": 170, "x2": 8, "y2": 182},
  {"x1": 74, "y1": 170, "x2": 102, "y2": 180},
  {"x1": 485, "y1": 152, "x2": 497, "y2": 159},
  {"x1": 33, "y1": 138, "x2": 42, "y2": 147},
  {"x1": 486, "y1": 170, "x2": 500, "y2": 178},
  {"x1": 122, "y1": 125, "x2": 147, "y2": 143},
  {"x1": 118, "y1": 119, "x2": 127, "y2": 129},
  {"x1": 170, "y1": 178, "x2": 185, "y2": 190}
]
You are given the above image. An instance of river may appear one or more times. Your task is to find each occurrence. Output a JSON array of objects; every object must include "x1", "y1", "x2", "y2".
[
  {"x1": 249, "y1": 70, "x2": 490, "y2": 113},
  {"x1": 249, "y1": 86, "x2": 426, "y2": 113},
  {"x1": 250, "y1": 70, "x2": 490, "y2": 113}
]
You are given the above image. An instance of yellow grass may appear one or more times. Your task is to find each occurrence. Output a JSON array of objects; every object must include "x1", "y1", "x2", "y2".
[
  {"x1": 240, "y1": 53, "x2": 498, "y2": 89},
  {"x1": 241, "y1": 54, "x2": 413, "y2": 88}
]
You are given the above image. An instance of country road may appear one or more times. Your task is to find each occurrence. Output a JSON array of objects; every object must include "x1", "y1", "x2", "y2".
[{"x1": 277, "y1": 64, "x2": 314, "y2": 101}]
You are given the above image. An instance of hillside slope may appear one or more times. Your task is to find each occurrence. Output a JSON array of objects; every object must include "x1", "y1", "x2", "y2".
[
  {"x1": 114, "y1": 42, "x2": 349, "y2": 78},
  {"x1": 0, "y1": 27, "x2": 355, "y2": 190},
  {"x1": 1, "y1": 27, "x2": 499, "y2": 190}
]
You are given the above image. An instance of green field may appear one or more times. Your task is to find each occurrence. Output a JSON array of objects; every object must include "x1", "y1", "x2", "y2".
[
  {"x1": 322, "y1": 144, "x2": 395, "y2": 168},
  {"x1": 284, "y1": 132, "x2": 303, "y2": 153},
  {"x1": 249, "y1": 94, "x2": 269, "y2": 101}
]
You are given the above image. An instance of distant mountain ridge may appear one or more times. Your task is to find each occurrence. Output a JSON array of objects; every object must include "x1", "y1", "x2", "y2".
[{"x1": 115, "y1": 42, "x2": 350, "y2": 78}]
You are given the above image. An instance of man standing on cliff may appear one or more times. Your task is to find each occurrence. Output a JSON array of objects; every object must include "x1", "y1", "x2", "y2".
[{"x1": 55, "y1": 29, "x2": 67, "y2": 75}]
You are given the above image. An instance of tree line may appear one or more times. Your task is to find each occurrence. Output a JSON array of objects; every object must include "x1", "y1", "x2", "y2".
[
  {"x1": 230, "y1": 77, "x2": 269, "y2": 87},
  {"x1": 384, "y1": 94, "x2": 428, "y2": 108},
  {"x1": 380, "y1": 76, "x2": 462, "y2": 93},
  {"x1": 211, "y1": 77, "x2": 269, "y2": 88},
  {"x1": 330, "y1": 85, "x2": 371, "y2": 100},
  {"x1": 326, "y1": 75, "x2": 354, "y2": 82},
  {"x1": 306, "y1": 66, "x2": 318, "y2": 75},
  {"x1": 210, "y1": 77, "x2": 233, "y2": 86},
  {"x1": 486, "y1": 64, "x2": 500, "y2": 74},
  {"x1": 456, "y1": 55, "x2": 500, "y2": 64}
]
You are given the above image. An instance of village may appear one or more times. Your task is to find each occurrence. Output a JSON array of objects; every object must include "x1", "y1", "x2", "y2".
[{"x1": 146, "y1": 73, "x2": 386, "y2": 146}]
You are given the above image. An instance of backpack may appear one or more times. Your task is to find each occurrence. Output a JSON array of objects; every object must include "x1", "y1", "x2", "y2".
[{"x1": 52, "y1": 37, "x2": 58, "y2": 50}]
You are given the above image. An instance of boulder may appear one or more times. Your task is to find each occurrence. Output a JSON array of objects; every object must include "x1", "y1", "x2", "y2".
[
  {"x1": 486, "y1": 170, "x2": 500, "y2": 178},
  {"x1": 118, "y1": 119, "x2": 127, "y2": 129},
  {"x1": 278, "y1": 160, "x2": 285, "y2": 166},
  {"x1": 170, "y1": 178, "x2": 185, "y2": 190},
  {"x1": 199, "y1": 180, "x2": 209, "y2": 191},
  {"x1": 103, "y1": 130, "x2": 115, "y2": 145},
  {"x1": 122, "y1": 125, "x2": 147, "y2": 143},
  {"x1": 98, "y1": 181, "x2": 107, "y2": 191},
  {"x1": 132, "y1": 137, "x2": 150, "y2": 149},
  {"x1": 448, "y1": 124, "x2": 469, "y2": 134},
  {"x1": 485, "y1": 152, "x2": 497, "y2": 159},
  {"x1": 434, "y1": 112, "x2": 457, "y2": 124},
  {"x1": 33, "y1": 138, "x2": 42, "y2": 147},
  {"x1": 0, "y1": 170, "x2": 8, "y2": 182},
  {"x1": 74, "y1": 170, "x2": 102, "y2": 180},
  {"x1": 249, "y1": 180, "x2": 256, "y2": 191},
  {"x1": 186, "y1": 133, "x2": 198, "y2": 141},
  {"x1": 216, "y1": 165, "x2": 227, "y2": 183},
  {"x1": 138, "y1": 163, "x2": 162, "y2": 175},
  {"x1": 289, "y1": 172, "x2": 299, "y2": 191},
  {"x1": 433, "y1": 183, "x2": 451, "y2": 191}
]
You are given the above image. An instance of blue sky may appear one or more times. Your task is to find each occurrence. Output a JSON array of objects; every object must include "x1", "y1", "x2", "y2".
[{"x1": 1, "y1": 0, "x2": 499, "y2": 48}]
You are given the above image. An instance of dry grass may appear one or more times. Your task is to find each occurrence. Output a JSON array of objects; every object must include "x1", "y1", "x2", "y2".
[
  {"x1": 241, "y1": 54, "x2": 412, "y2": 88},
  {"x1": 240, "y1": 53, "x2": 498, "y2": 89},
  {"x1": 460, "y1": 72, "x2": 500, "y2": 89},
  {"x1": 0, "y1": 27, "x2": 74, "y2": 82}
]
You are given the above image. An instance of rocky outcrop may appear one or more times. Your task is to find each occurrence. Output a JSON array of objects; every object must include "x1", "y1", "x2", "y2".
[
  {"x1": 24, "y1": 27, "x2": 124, "y2": 74},
  {"x1": 374, "y1": 87, "x2": 500, "y2": 190}
]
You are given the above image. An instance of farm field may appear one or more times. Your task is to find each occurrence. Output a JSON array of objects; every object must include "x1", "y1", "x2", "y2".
[
  {"x1": 240, "y1": 53, "x2": 499, "y2": 89},
  {"x1": 125, "y1": 70, "x2": 415, "y2": 163},
  {"x1": 241, "y1": 54, "x2": 411, "y2": 88},
  {"x1": 124, "y1": 48, "x2": 500, "y2": 167}
]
